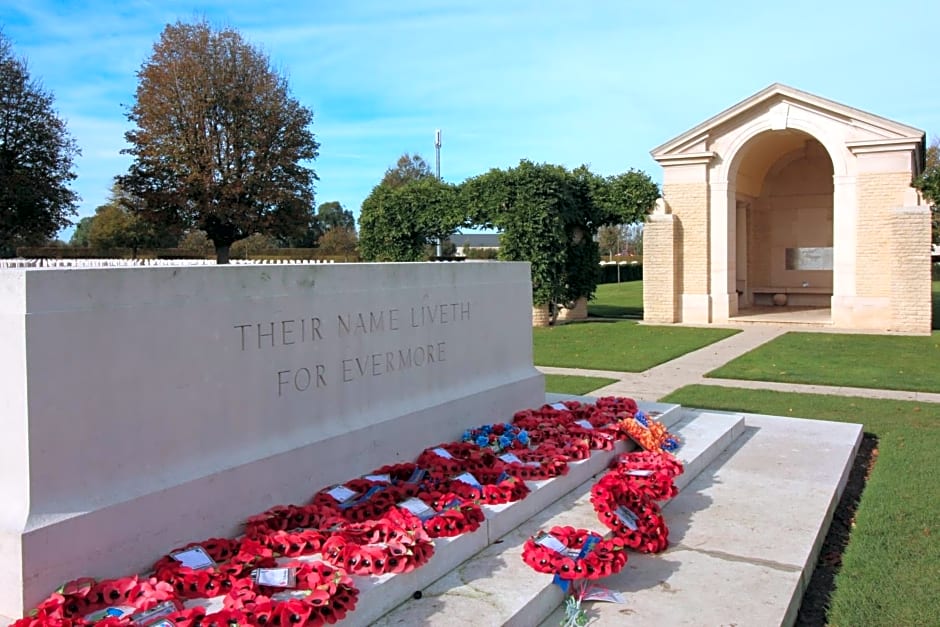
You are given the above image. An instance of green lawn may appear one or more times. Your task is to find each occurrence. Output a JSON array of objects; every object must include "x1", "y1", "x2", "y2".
[
  {"x1": 705, "y1": 331, "x2": 940, "y2": 392},
  {"x1": 534, "y1": 321, "x2": 739, "y2": 371},
  {"x1": 543, "y1": 374, "x2": 618, "y2": 396},
  {"x1": 587, "y1": 281, "x2": 643, "y2": 318},
  {"x1": 661, "y1": 385, "x2": 940, "y2": 627}
]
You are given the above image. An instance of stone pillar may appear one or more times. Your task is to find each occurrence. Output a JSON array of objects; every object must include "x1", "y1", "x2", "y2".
[
  {"x1": 532, "y1": 304, "x2": 553, "y2": 327},
  {"x1": 830, "y1": 174, "x2": 857, "y2": 327},
  {"x1": 889, "y1": 206, "x2": 932, "y2": 334},
  {"x1": 556, "y1": 296, "x2": 588, "y2": 322},
  {"x1": 643, "y1": 213, "x2": 679, "y2": 323},
  {"x1": 663, "y1": 182, "x2": 710, "y2": 323}
]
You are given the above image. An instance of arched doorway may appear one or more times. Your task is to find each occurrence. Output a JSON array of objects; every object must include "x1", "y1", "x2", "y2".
[{"x1": 730, "y1": 129, "x2": 834, "y2": 320}]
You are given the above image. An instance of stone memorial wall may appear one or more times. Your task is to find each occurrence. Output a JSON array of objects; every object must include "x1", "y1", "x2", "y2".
[{"x1": 0, "y1": 262, "x2": 542, "y2": 616}]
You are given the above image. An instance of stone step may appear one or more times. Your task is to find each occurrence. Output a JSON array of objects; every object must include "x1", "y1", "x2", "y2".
[
  {"x1": 369, "y1": 409, "x2": 746, "y2": 626},
  {"x1": 538, "y1": 410, "x2": 863, "y2": 627},
  {"x1": 341, "y1": 400, "x2": 683, "y2": 627}
]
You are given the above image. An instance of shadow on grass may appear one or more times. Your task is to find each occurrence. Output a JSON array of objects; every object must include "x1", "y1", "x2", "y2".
[
  {"x1": 796, "y1": 433, "x2": 878, "y2": 627},
  {"x1": 587, "y1": 305, "x2": 643, "y2": 319}
]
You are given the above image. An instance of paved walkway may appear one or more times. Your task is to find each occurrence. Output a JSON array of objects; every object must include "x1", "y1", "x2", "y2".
[{"x1": 538, "y1": 324, "x2": 940, "y2": 403}]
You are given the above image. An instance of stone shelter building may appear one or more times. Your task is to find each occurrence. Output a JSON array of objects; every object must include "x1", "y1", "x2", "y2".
[{"x1": 644, "y1": 84, "x2": 932, "y2": 334}]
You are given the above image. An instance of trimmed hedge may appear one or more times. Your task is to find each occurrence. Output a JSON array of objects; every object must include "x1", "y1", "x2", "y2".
[{"x1": 599, "y1": 263, "x2": 642, "y2": 284}]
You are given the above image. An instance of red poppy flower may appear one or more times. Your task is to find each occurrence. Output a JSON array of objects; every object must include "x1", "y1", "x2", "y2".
[{"x1": 272, "y1": 598, "x2": 313, "y2": 626}]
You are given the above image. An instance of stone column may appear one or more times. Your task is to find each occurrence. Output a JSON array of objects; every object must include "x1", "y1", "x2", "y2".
[
  {"x1": 643, "y1": 212, "x2": 679, "y2": 323},
  {"x1": 889, "y1": 206, "x2": 932, "y2": 334}
]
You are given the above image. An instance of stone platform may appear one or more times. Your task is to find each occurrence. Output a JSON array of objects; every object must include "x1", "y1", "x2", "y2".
[{"x1": 370, "y1": 403, "x2": 861, "y2": 627}]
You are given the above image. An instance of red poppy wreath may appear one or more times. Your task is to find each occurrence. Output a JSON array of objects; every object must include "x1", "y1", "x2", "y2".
[{"x1": 590, "y1": 475, "x2": 670, "y2": 554}]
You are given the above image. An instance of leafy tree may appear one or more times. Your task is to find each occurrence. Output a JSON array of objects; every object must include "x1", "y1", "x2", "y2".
[
  {"x1": 86, "y1": 183, "x2": 177, "y2": 254},
  {"x1": 0, "y1": 32, "x2": 80, "y2": 256},
  {"x1": 624, "y1": 222, "x2": 644, "y2": 256},
  {"x1": 70, "y1": 216, "x2": 95, "y2": 247},
  {"x1": 381, "y1": 154, "x2": 434, "y2": 189},
  {"x1": 87, "y1": 203, "x2": 132, "y2": 250},
  {"x1": 277, "y1": 210, "x2": 321, "y2": 248},
  {"x1": 359, "y1": 177, "x2": 461, "y2": 261},
  {"x1": 317, "y1": 201, "x2": 355, "y2": 231},
  {"x1": 461, "y1": 161, "x2": 658, "y2": 315},
  {"x1": 230, "y1": 232, "x2": 277, "y2": 259},
  {"x1": 178, "y1": 229, "x2": 213, "y2": 255},
  {"x1": 598, "y1": 225, "x2": 623, "y2": 260},
  {"x1": 914, "y1": 137, "x2": 940, "y2": 245},
  {"x1": 318, "y1": 227, "x2": 358, "y2": 259},
  {"x1": 120, "y1": 20, "x2": 319, "y2": 263}
]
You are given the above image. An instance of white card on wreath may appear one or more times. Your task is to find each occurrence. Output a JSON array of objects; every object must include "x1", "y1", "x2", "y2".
[
  {"x1": 432, "y1": 447, "x2": 454, "y2": 459},
  {"x1": 534, "y1": 531, "x2": 568, "y2": 554},
  {"x1": 326, "y1": 485, "x2": 358, "y2": 503},
  {"x1": 171, "y1": 546, "x2": 216, "y2": 570}
]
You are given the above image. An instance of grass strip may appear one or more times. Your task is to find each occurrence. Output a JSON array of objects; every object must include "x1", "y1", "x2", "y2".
[
  {"x1": 706, "y1": 331, "x2": 940, "y2": 392},
  {"x1": 535, "y1": 320, "x2": 738, "y2": 371},
  {"x1": 543, "y1": 374, "x2": 618, "y2": 396}
]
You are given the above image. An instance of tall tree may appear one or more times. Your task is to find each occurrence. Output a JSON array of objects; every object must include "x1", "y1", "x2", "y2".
[
  {"x1": 87, "y1": 203, "x2": 132, "y2": 250},
  {"x1": 359, "y1": 177, "x2": 460, "y2": 261},
  {"x1": 120, "y1": 20, "x2": 319, "y2": 263},
  {"x1": 462, "y1": 161, "x2": 658, "y2": 314},
  {"x1": 317, "y1": 226, "x2": 358, "y2": 259},
  {"x1": 316, "y1": 201, "x2": 355, "y2": 231},
  {"x1": 381, "y1": 153, "x2": 434, "y2": 188},
  {"x1": 86, "y1": 183, "x2": 177, "y2": 254},
  {"x1": 69, "y1": 216, "x2": 95, "y2": 247},
  {"x1": 0, "y1": 32, "x2": 80, "y2": 256},
  {"x1": 914, "y1": 137, "x2": 940, "y2": 245}
]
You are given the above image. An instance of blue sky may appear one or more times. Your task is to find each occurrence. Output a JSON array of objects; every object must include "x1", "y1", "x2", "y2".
[{"x1": 2, "y1": 0, "x2": 938, "y2": 239}]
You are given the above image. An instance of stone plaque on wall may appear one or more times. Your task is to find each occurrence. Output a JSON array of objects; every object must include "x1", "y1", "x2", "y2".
[{"x1": 785, "y1": 247, "x2": 833, "y2": 271}]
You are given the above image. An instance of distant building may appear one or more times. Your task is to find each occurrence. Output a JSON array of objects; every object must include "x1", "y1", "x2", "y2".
[{"x1": 449, "y1": 233, "x2": 501, "y2": 256}]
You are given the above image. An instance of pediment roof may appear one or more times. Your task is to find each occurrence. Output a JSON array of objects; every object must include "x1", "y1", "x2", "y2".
[{"x1": 651, "y1": 83, "x2": 925, "y2": 164}]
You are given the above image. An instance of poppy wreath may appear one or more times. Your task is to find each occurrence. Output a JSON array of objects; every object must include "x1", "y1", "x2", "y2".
[
  {"x1": 414, "y1": 444, "x2": 473, "y2": 478},
  {"x1": 12, "y1": 576, "x2": 179, "y2": 626},
  {"x1": 545, "y1": 436, "x2": 593, "y2": 461},
  {"x1": 609, "y1": 451, "x2": 684, "y2": 501},
  {"x1": 320, "y1": 508, "x2": 434, "y2": 576},
  {"x1": 309, "y1": 480, "x2": 404, "y2": 524},
  {"x1": 418, "y1": 442, "x2": 504, "y2": 480},
  {"x1": 425, "y1": 500, "x2": 486, "y2": 537},
  {"x1": 497, "y1": 448, "x2": 569, "y2": 481},
  {"x1": 461, "y1": 422, "x2": 531, "y2": 453},
  {"x1": 155, "y1": 606, "x2": 209, "y2": 627},
  {"x1": 617, "y1": 411, "x2": 681, "y2": 453},
  {"x1": 590, "y1": 475, "x2": 670, "y2": 554},
  {"x1": 335, "y1": 480, "x2": 404, "y2": 523},
  {"x1": 563, "y1": 422, "x2": 619, "y2": 451},
  {"x1": 244, "y1": 504, "x2": 347, "y2": 557},
  {"x1": 398, "y1": 492, "x2": 485, "y2": 538},
  {"x1": 607, "y1": 465, "x2": 678, "y2": 502},
  {"x1": 521, "y1": 526, "x2": 628, "y2": 581},
  {"x1": 151, "y1": 537, "x2": 276, "y2": 599},
  {"x1": 509, "y1": 412, "x2": 569, "y2": 443},
  {"x1": 611, "y1": 450, "x2": 685, "y2": 479},
  {"x1": 224, "y1": 560, "x2": 359, "y2": 627},
  {"x1": 594, "y1": 396, "x2": 639, "y2": 417},
  {"x1": 443, "y1": 469, "x2": 531, "y2": 505},
  {"x1": 366, "y1": 462, "x2": 435, "y2": 498}
]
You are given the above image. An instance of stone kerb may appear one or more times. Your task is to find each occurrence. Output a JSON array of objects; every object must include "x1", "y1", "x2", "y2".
[{"x1": 0, "y1": 262, "x2": 543, "y2": 617}]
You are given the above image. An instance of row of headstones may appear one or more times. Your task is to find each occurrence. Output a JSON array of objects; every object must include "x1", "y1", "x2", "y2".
[{"x1": 0, "y1": 259, "x2": 337, "y2": 268}]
